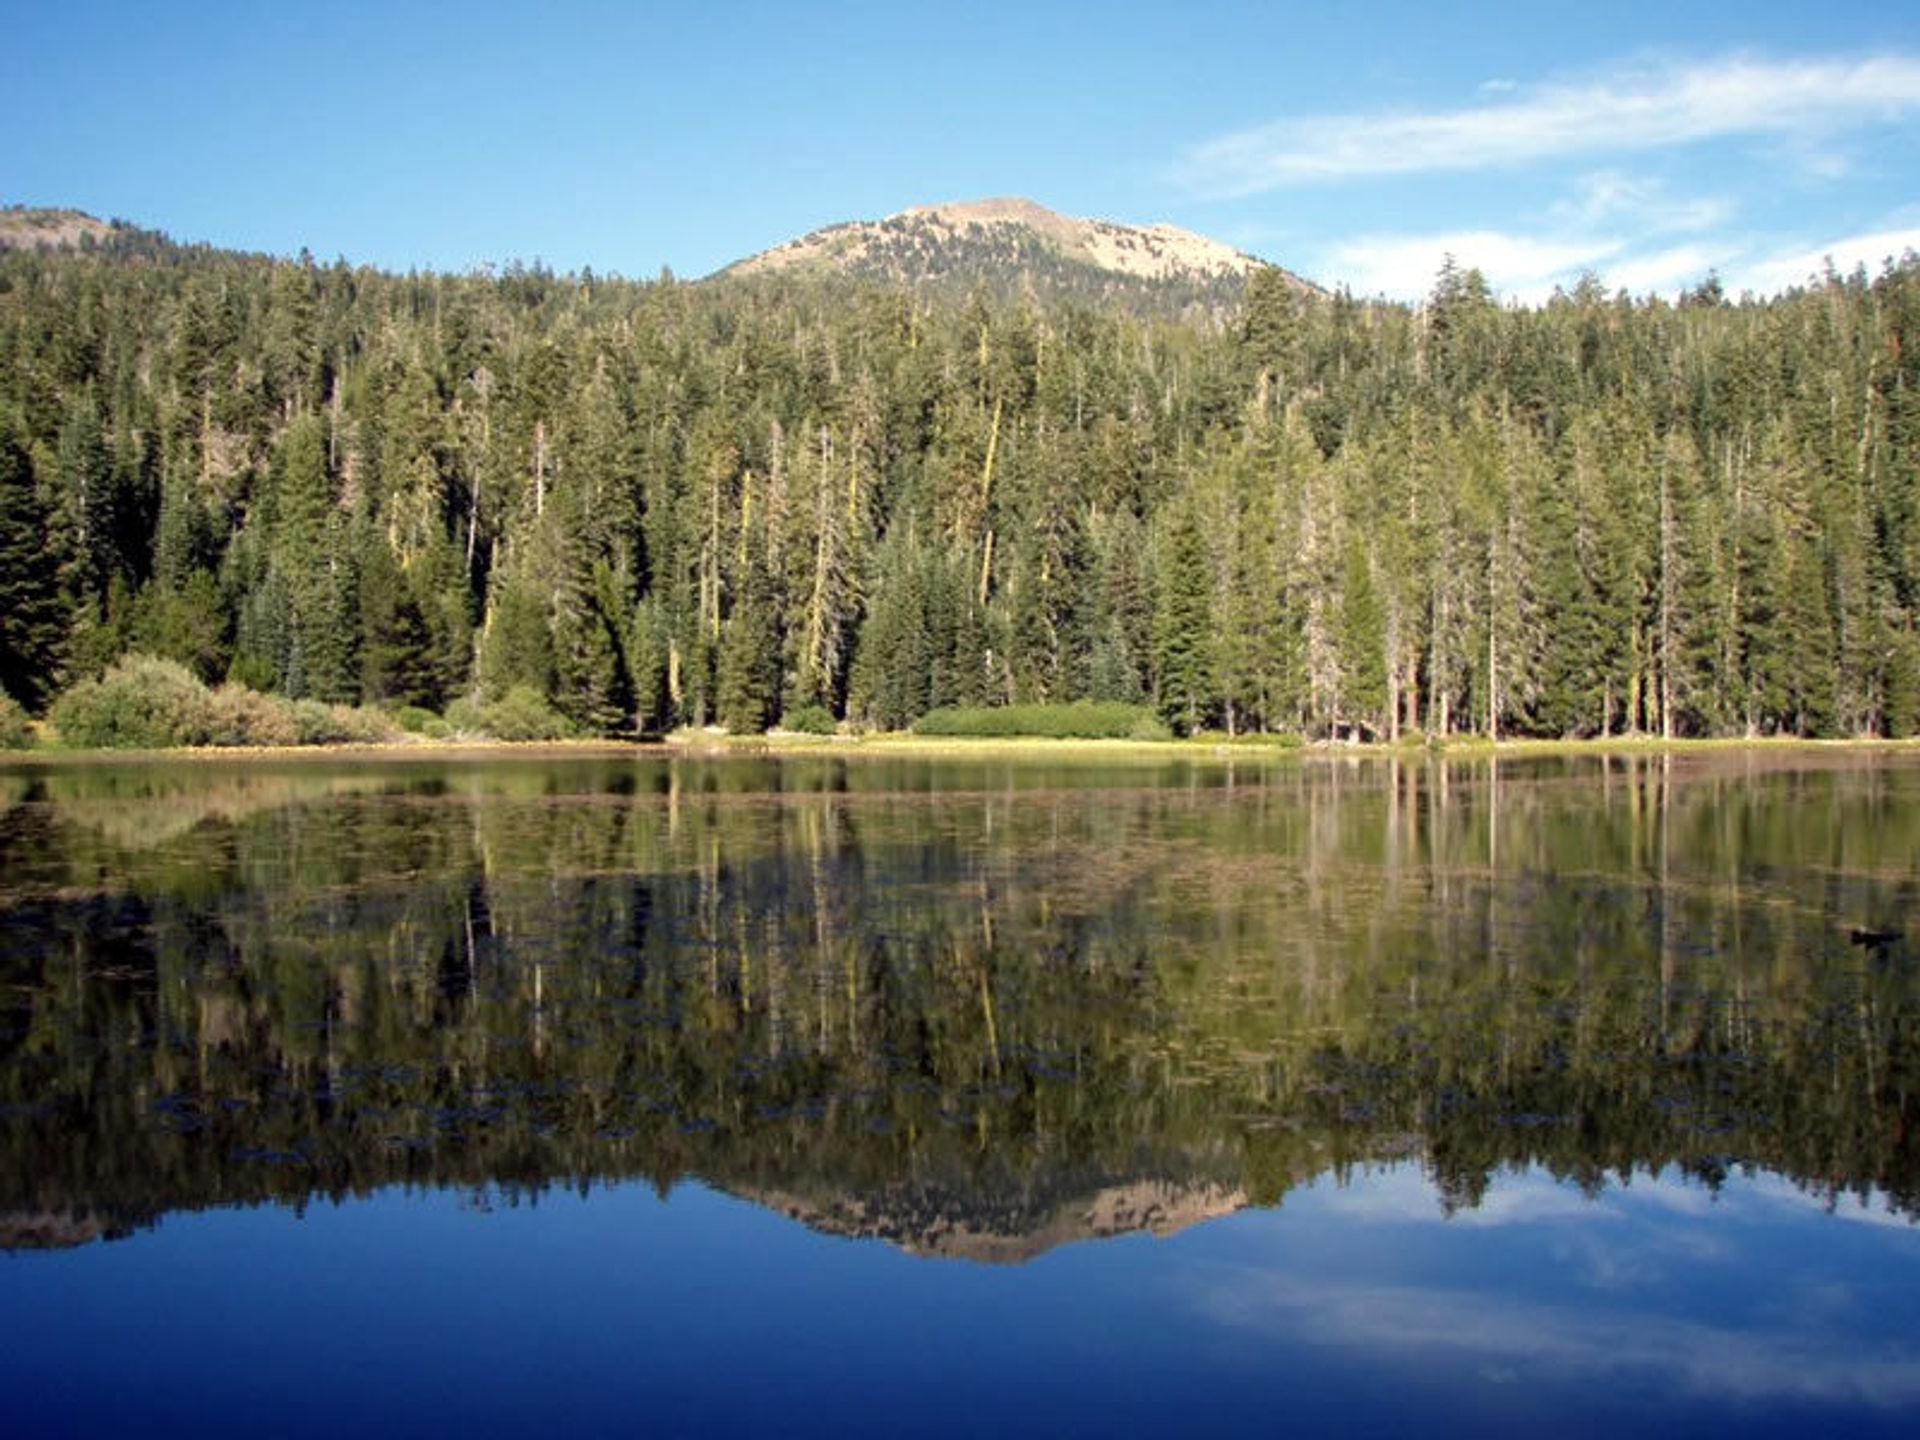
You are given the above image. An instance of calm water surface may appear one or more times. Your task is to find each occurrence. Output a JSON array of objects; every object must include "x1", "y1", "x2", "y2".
[{"x1": 2, "y1": 750, "x2": 1917, "y2": 1436}]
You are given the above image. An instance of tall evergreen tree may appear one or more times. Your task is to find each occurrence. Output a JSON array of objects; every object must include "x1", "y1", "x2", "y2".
[
  {"x1": 1153, "y1": 502, "x2": 1213, "y2": 734},
  {"x1": 0, "y1": 413, "x2": 68, "y2": 710}
]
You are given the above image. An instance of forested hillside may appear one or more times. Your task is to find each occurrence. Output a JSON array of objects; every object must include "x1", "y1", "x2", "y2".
[{"x1": 2, "y1": 214, "x2": 1918, "y2": 739}]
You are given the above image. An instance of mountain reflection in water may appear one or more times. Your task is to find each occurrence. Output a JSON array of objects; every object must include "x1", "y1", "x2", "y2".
[{"x1": 1, "y1": 750, "x2": 1915, "y2": 1258}]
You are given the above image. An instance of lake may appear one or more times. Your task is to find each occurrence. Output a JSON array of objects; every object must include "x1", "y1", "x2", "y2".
[{"x1": 2, "y1": 749, "x2": 1917, "y2": 1436}]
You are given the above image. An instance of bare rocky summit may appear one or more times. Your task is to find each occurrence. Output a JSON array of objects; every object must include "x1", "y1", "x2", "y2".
[
  {"x1": 722, "y1": 196, "x2": 1317, "y2": 311},
  {"x1": 0, "y1": 207, "x2": 118, "y2": 251},
  {"x1": 751, "y1": 1177, "x2": 1249, "y2": 1264}
]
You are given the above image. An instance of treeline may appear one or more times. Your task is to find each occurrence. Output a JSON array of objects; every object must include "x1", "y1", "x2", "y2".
[{"x1": 2, "y1": 222, "x2": 1919, "y2": 738}]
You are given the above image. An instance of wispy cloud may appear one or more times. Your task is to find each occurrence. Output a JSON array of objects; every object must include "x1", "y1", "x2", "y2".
[
  {"x1": 1604, "y1": 244, "x2": 1738, "y2": 295},
  {"x1": 1305, "y1": 1164, "x2": 1618, "y2": 1228},
  {"x1": 1327, "y1": 229, "x2": 1624, "y2": 303},
  {"x1": 1730, "y1": 225, "x2": 1920, "y2": 293},
  {"x1": 1193, "y1": 1272, "x2": 1920, "y2": 1407},
  {"x1": 1318, "y1": 221, "x2": 1920, "y2": 304},
  {"x1": 1176, "y1": 53, "x2": 1920, "y2": 196},
  {"x1": 1552, "y1": 171, "x2": 1732, "y2": 233}
]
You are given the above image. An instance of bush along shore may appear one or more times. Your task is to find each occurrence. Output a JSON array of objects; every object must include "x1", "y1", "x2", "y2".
[{"x1": 0, "y1": 654, "x2": 581, "y2": 750}]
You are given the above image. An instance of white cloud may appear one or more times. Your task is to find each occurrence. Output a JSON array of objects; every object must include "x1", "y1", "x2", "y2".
[
  {"x1": 1176, "y1": 53, "x2": 1920, "y2": 196},
  {"x1": 1607, "y1": 244, "x2": 1737, "y2": 295},
  {"x1": 1729, "y1": 226, "x2": 1920, "y2": 294},
  {"x1": 1317, "y1": 223, "x2": 1920, "y2": 305},
  {"x1": 1193, "y1": 1271, "x2": 1920, "y2": 1406},
  {"x1": 1738, "y1": 1171, "x2": 1920, "y2": 1229},
  {"x1": 1304, "y1": 1164, "x2": 1620, "y2": 1227},
  {"x1": 1326, "y1": 229, "x2": 1624, "y2": 302},
  {"x1": 1554, "y1": 171, "x2": 1733, "y2": 234}
]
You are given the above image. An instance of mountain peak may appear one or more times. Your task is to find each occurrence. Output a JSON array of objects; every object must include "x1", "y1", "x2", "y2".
[
  {"x1": 0, "y1": 206, "x2": 117, "y2": 252},
  {"x1": 719, "y1": 197, "x2": 1316, "y2": 310}
]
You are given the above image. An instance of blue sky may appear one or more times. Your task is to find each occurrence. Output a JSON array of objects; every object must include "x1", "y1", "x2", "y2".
[{"x1": 5, "y1": 0, "x2": 1918, "y2": 301}]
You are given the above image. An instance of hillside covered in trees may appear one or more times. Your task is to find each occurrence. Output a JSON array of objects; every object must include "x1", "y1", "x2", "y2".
[{"x1": 2, "y1": 212, "x2": 1918, "y2": 740}]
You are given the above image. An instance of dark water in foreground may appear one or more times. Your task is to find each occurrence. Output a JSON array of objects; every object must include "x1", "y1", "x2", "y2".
[{"x1": 1, "y1": 750, "x2": 1917, "y2": 1436}]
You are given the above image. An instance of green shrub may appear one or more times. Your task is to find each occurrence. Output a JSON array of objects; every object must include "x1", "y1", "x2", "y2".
[
  {"x1": 49, "y1": 655, "x2": 215, "y2": 748},
  {"x1": 1128, "y1": 713, "x2": 1175, "y2": 742},
  {"x1": 225, "y1": 652, "x2": 276, "y2": 694},
  {"x1": 486, "y1": 686, "x2": 571, "y2": 741},
  {"x1": 421, "y1": 717, "x2": 453, "y2": 741},
  {"x1": 206, "y1": 683, "x2": 300, "y2": 747},
  {"x1": 46, "y1": 655, "x2": 400, "y2": 749},
  {"x1": 445, "y1": 696, "x2": 484, "y2": 734},
  {"x1": 395, "y1": 705, "x2": 438, "y2": 734},
  {"x1": 289, "y1": 700, "x2": 398, "y2": 746},
  {"x1": 0, "y1": 690, "x2": 33, "y2": 749},
  {"x1": 330, "y1": 705, "x2": 400, "y2": 744},
  {"x1": 779, "y1": 704, "x2": 837, "y2": 735},
  {"x1": 289, "y1": 699, "x2": 345, "y2": 745},
  {"x1": 444, "y1": 688, "x2": 571, "y2": 741},
  {"x1": 912, "y1": 701, "x2": 1166, "y2": 740}
]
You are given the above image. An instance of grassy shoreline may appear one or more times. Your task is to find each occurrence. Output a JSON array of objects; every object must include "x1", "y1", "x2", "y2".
[
  {"x1": 659, "y1": 730, "x2": 1920, "y2": 761},
  {"x1": 6, "y1": 729, "x2": 1919, "y2": 765}
]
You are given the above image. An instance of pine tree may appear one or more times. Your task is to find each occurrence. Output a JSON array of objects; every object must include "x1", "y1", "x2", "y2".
[
  {"x1": 1153, "y1": 503, "x2": 1213, "y2": 734},
  {"x1": 1241, "y1": 266, "x2": 1304, "y2": 407},
  {"x1": 0, "y1": 413, "x2": 68, "y2": 709},
  {"x1": 360, "y1": 535, "x2": 441, "y2": 708},
  {"x1": 57, "y1": 389, "x2": 114, "y2": 600},
  {"x1": 1335, "y1": 536, "x2": 1387, "y2": 736},
  {"x1": 849, "y1": 538, "x2": 932, "y2": 730},
  {"x1": 551, "y1": 538, "x2": 631, "y2": 735},
  {"x1": 478, "y1": 569, "x2": 555, "y2": 700}
]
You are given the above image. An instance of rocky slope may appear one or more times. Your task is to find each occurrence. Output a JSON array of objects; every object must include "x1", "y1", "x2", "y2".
[
  {"x1": 720, "y1": 196, "x2": 1317, "y2": 313},
  {"x1": 748, "y1": 1177, "x2": 1249, "y2": 1264},
  {"x1": 0, "y1": 207, "x2": 118, "y2": 251}
]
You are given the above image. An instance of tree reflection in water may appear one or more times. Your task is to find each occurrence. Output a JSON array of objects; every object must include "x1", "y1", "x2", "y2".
[{"x1": 0, "y1": 750, "x2": 1915, "y2": 1254}]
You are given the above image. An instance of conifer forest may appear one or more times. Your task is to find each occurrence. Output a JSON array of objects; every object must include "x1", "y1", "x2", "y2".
[{"x1": 4, "y1": 220, "x2": 1920, "y2": 741}]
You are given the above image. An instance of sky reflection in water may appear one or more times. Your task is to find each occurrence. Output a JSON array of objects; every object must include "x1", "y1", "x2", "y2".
[{"x1": 4, "y1": 1165, "x2": 1917, "y2": 1438}]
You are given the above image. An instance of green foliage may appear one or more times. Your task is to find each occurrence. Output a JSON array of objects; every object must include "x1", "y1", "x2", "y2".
[
  {"x1": 137, "y1": 571, "x2": 231, "y2": 682},
  {"x1": 289, "y1": 700, "x2": 345, "y2": 744},
  {"x1": 285, "y1": 700, "x2": 397, "y2": 746},
  {"x1": 446, "y1": 686, "x2": 573, "y2": 741},
  {"x1": 1335, "y1": 537, "x2": 1387, "y2": 735},
  {"x1": 49, "y1": 654, "x2": 214, "y2": 748},
  {"x1": 0, "y1": 689, "x2": 34, "y2": 749},
  {"x1": 779, "y1": 703, "x2": 837, "y2": 735},
  {"x1": 359, "y1": 541, "x2": 444, "y2": 709},
  {"x1": 912, "y1": 701, "x2": 1164, "y2": 739},
  {"x1": 716, "y1": 557, "x2": 780, "y2": 734},
  {"x1": 477, "y1": 575, "x2": 556, "y2": 700},
  {"x1": 46, "y1": 653, "x2": 396, "y2": 749},
  {"x1": 1153, "y1": 505, "x2": 1213, "y2": 735},
  {"x1": 0, "y1": 412, "x2": 68, "y2": 711},
  {"x1": 206, "y1": 682, "x2": 300, "y2": 746},
  {"x1": 395, "y1": 705, "x2": 438, "y2": 734},
  {"x1": 1192, "y1": 729, "x2": 1304, "y2": 748}
]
